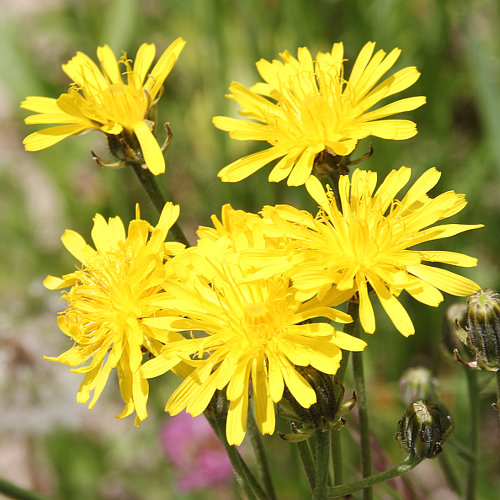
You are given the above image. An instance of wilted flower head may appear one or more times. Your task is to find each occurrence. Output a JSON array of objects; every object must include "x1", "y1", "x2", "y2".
[
  {"x1": 44, "y1": 203, "x2": 187, "y2": 424},
  {"x1": 161, "y1": 412, "x2": 233, "y2": 492},
  {"x1": 261, "y1": 167, "x2": 482, "y2": 336},
  {"x1": 214, "y1": 42, "x2": 425, "y2": 186},
  {"x1": 21, "y1": 39, "x2": 185, "y2": 175},
  {"x1": 142, "y1": 206, "x2": 366, "y2": 445}
]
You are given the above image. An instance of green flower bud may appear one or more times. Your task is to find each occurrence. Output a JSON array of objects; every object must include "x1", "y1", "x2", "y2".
[
  {"x1": 279, "y1": 366, "x2": 349, "y2": 441},
  {"x1": 399, "y1": 367, "x2": 438, "y2": 405},
  {"x1": 441, "y1": 303, "x2": 469, "y2": 361},
  {"x1": 396, "y1": 400, "x2": 454, "y2": 459},
  {"x1": 463, "y1": 289, "x2": 500, "y2": 371}
]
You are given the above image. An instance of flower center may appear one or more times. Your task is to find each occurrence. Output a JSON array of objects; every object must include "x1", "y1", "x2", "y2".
[
  {"x1": 242, "y1": 302, "x2": 278, "y2": 343},
  {"x1": 94, "y1": 82, "x2": 148, "y2": 128}
]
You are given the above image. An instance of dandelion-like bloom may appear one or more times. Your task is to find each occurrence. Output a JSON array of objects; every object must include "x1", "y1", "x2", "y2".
[
  {"x1": 21, "y1": 38, "x2": 185, "y2": 175},
  {"x1": 44, "y1": 203, "x2": 187, "y2": 424},
  {"x1": 213, "y1": 42, "x2": 426, "y2": 186},
  {"x1": 141, "y1": 209, "x2": 366, "y2": 445},
  {"x1": 262, "y1": 167, "x2": 483, "y2": 336}
]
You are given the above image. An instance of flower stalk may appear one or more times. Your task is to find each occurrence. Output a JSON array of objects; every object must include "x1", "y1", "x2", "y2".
[
  {"x1": 296, "y1": 439, "x2": 316, "y2": 489},
  {"x1": 128, "y1": 160, "x2": 190, "y2": 246},
  {"x1": 350, "y1": 300, "x2": 373, "y2": 500},
  {"x1": 0, "y1": 477, "x2": 51, "y2": 500},
  {"x1": 331, "y1": 299, "x2": 359, "y2": 485},
  {"x1": 205, "y1": 411, "x2": 268, "y2": 500},
  {"x1": 496, "y1": 371, "x2": 500, "y2": 421},
  {"x1": 247, "y1": 409, "x2": 277, "y2": 500},
  {"x1": 313, "y1": 430, "x2": 331, "y2": 500},
  {"x1": 326, "y1": 455, "x2": 423, "y2": 498},
  {"x1": 463, "y1": 367, "x2": 479, "y2": 500}
]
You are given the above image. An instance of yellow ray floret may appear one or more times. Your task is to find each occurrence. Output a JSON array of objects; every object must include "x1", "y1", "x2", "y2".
[
  {"x1": 213, "y1": 42, "x2": 425, "y2": 186},
  {"x1": 141, "y1": 206, "x2": 366, "y2": 445},
  {"x1": 21, "y1": 39, "x2": 185, "y2": 175},
  {"x1": 44, "y1": 203, "x2": 188, "y2": 424},
  {"x1": 259, "y1": 167, "x2": 482, "y2": 336}
]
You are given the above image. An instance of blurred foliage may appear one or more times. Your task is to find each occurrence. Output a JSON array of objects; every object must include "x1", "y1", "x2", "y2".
[{"x1": 0, "y1": 0, "x2": 499, "y2": 498}]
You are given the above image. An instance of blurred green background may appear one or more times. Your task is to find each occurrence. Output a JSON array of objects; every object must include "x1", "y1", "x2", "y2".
[{"x1": 0, "y1": 0, "x2": 499, "y2": 498}]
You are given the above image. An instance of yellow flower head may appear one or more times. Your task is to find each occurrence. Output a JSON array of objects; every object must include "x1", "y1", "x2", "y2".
[
  {"x1": 141, "y1": 207, "x2": 366, "y2": 445},
  {"x1": 213, "y1": 42, "x2": 426, "y2": 186},
  {"x1": 21, "y1": 39, "x2": 185, "y2": 175},
  {"x1": 44, "y1": 203, "x2": 187, "y2": 424},
  {"x1": 262, "y1": 167, "x2": 483, "y2": 336}
]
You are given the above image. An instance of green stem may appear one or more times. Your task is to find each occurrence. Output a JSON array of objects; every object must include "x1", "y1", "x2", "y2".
[
  {"x1": 331, "y1": 300, "x2": 359, "y2": 485},
  {"x1": 438, "y1": 453, "x2": 461, "y2": 496},
  {"x1": 331, "y1": 428, "x2": 343, "y2": 486},
  {"x1": 297, "y1": 440, "x2": 316, "y2": 490},
  {"x1": 496, "y1": 371, "x2": 500, "y2": 422},
  {"x1": 350, "y1": 301, "x2": 372, "y2": 500},
  {"x1": 326, "y1": 456, "x2": 423, "y2": 498},
  {"x1": 206, "y1": 414, "x2": 268, "y2": 500},
  {"x1": 448, "y1": 437, "x2": 476, "y2": 462},
  {"x1": 464, "y1": 367, "x2": 479, "y2": 500},
  {"x1": 247, "y1": 410, "x2": 276, "y2": 500},
  {"x1": 128, "y1": 161, "x2": 190, "y2": 247},
  {"x1": 313, "y1": 430, "x2": 330, "y2": 500},
  {"x1": 0, "y1": 478, "x2": 51, "y2": 500}
]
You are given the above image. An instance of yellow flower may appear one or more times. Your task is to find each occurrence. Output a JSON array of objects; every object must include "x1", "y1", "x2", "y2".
[
  {"x1": 261, "y1": 167, "x2": 483, "y2": 336},
  {"x1": 141, "y1": 207, "x2": 366, "y2": 445},
  {"x1": 213, "y1": 42, "x2": 426, "y2": 186},
  {"x1": 44, "y1": 203, "x2": 187, "y2": 424},
  {"x1": 21, "y1": 39, "x2": 185, "y2": 175}
]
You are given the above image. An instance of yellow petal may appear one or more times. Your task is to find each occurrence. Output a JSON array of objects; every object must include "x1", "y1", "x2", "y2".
[
  {"x1": 226, "y1": 390, "x2": 249, "y2": 446},
  {"x1": 20, "y1": 96, "x2": 60, "y2": 113},
  {"x1": 97, "y1": 45, "x2": 122, "y2": 83},
  {"x1": 369, "y1": 273, "x2": 415, "y2": 336},
  {"x1": 23, "y1": 124, "x2": 91, "y2": 151},
  {"x1": 132, "y1": 120, "x2": 165, "y2": 175},
  {"x1": 61, "y1": 229, "x2": 91, "y2": 263},
  {"x1": 133, "y1": 43, "x2": 156, "y2": 85},
  {"x1": 218, "y1": 147, "x2": 286, "y2": 182},
  {"x1": 287, "y1": 148, "x2": 319, "y2": 186},
  {"x1": 407, "y1": 264, "x2": 480, "y2": 296},
  {"x1": 145, "y1": 37, "x2": 186, "y2": 100},
  {"x1": 252, "y1": 353, "x2": 275, "y2": 436}
]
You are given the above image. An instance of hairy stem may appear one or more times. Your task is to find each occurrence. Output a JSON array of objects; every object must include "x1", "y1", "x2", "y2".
[
  {"x1": 326, "y1": 456, "x2": 423, "y2": 498},
  {"x1": 297, "y1": 439, "x2": 316, "y2": 490},
  {"x1": 313, "y1": 430, "x2": 331, "y2": 500},
  {"x1": 205, "y1": 412, "x2": 268, "y2": 500},
  {"x1": 247, "y1": 410, "x2": 276, "y2": 500}
]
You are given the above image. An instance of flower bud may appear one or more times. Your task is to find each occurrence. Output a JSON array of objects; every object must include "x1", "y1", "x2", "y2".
[
  {"x1": 441, "y1": 303, "x2": 469, "y2": 361},
  {"x1": 395, "y1": 400, "x2": 454, "y2": 459},
  {"x1": 455, "y1": 289, "x2": 500, "y2": 371},
  {"x1": 399, "y1": 367, "x2": 438, "y2": 405},
  {"x1": 279, "y1": 366, "x2": 349, "y2": 441}
]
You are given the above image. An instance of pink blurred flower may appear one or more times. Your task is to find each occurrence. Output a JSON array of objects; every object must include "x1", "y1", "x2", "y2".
[{"x1": 161, "y1": 411, "x2": 233, "y2": 492}]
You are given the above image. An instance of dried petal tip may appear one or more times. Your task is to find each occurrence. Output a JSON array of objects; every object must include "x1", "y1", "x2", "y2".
[
  {"x1": 396, "y1": 400, "x2": 454, "y2": 459},
  {"x1": 457, "y1": 289, "x2": 500, "y2": 371},
  {"x1": 399, "y1": 367, "x2": 438, "y2": 406}
]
